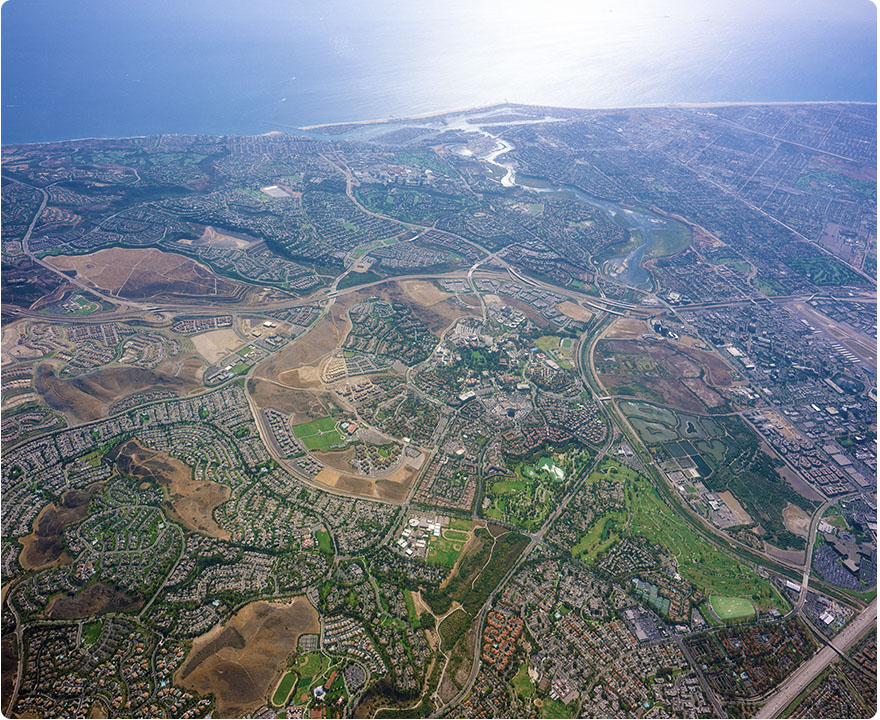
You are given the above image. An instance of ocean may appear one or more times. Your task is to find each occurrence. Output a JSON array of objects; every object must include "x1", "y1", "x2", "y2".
[{"x1": 1, "y1": 0, "x2": 876, "y2": 144}]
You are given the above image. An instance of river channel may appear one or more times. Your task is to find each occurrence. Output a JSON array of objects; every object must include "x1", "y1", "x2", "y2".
[{"x1": 479, "y1": 135, "x2": 688, "y2": 290}]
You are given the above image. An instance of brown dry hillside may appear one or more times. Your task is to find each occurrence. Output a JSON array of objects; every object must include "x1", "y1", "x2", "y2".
[
  {"x1": 19, "y1": 484, "x2": 104, "y2": 570},
  {"x1": 46, "y1": 582, "x2": 144, "y2": 619},
  {"x1": 45, "y1": 247, "x2": 287, "y2": 304},
  {"x1": 35, "y1": 364, "x2": 199, "y2": 422},
  {"x1": 176, "y1": 598, "x2": 319, "y2": 717},
  {"x1": 110, "y1": 439, "x2": 230, "y2": 539}
]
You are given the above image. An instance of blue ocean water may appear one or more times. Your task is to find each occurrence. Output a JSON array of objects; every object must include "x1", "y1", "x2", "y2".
[{"x1": 1, "y1": 0, "x2": 876, "y2": 144}]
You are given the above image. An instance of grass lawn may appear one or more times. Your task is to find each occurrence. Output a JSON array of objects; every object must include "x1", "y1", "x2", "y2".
[
  {"x1": 444, "y1": 528, "x2": 470, "y2": 542},
  {"x1": 294, "y1": 676, "x2": 313, "y2": 706},
  {"x1": 822, "y1": 508, "x2": 850, "y2": 531},
  {"x1": 82, "y1": 621, "x2": 102, "y2": 646},
  {"x1": 492, "y1": 479, "x2": 526, "y2": 494},
  {"x1": 540, "y1": 698, "x2": 574, "y2": 719},
  {"x1": 293, "y1": 417, "x2": 338, "y2": 434},
  {"x1": 752, "y1": 276, "x2": 788, "y2": 296},
  {"x1": 315, "y1": 529, "x2": 333, "y2": 554},
  {"x1": 709, "y1": 595, "x2": 755, "y2": 620},
  {"x1": 71, "y1": 296, "x2": 100, "y2": 315},
  {"x1": 272, "y1": 671, "x2": 297, "y2": 705},
  {"x1": 715, "y1": 257, "x2": 752, "y2": 274},
  {"x1": 449, "y1": 517, "x2": 472, "y2": 532},
  {"x1": 296, "y1": 652, "x2": 324, "y2": 676},
  {"x1": 293, "y1": 417, "x2": 345, "y2": 450},
  {"x1": 512, "y1": 661, "x2": 535, "y2": 698},
  {"x1": 403, "y1": 589, "x2": 418, "y2": 627},
  {"x1": 535, "y1": 335, "x2": 562, "y2": 353},
  {"x1": 485, "y1": 505, "x2": 504, "y2": 521},
  {"x1": 232, "y1": 362, "x2": 251, "y2": 375},
  {"x1": 569, "y1": 279, "x2": 600, "y2": 295}
]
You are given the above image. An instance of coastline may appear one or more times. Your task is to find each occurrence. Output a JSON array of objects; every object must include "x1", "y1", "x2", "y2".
[
  {"x1": 297, "y1": 103, "x2": 509, "y2": 130},
  {"x1": 298, "y1": 99, "x2": 876, "y2": 131},
  {"x1": 3, "y1": 99, "x2": 875, "y2": 147}
]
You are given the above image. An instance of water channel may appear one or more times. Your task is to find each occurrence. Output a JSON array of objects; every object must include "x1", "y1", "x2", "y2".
[{"x1": 479, "y1": 134, "x2": 689, "y2": 290}]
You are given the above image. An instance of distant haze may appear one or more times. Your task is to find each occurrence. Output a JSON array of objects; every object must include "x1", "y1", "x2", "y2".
[{"x1": 2, "y1": 0, "x2": 876, "y2": 143}]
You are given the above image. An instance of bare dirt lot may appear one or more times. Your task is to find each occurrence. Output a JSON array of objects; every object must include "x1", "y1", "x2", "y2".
[
  {"x1": 176, "y1": 597, "x2": 319, "y2": 718},
  {"x1": 2, "y1": 320, "x2": 43, "y2": 363},
  {"x1": 764, "y1": 544, "x2": 806, "y2": 566},
  {"x1": 258, "y1": 301, "x2": 352, "y2": 387},
  {"x1": 557, "y1": 300, "x2": 594, "y2": 322},
  {"x1": 19, "y1": 483, "x2": 104, "y2": 570},
  {"x1": 719, "y1": 491, "x2": 753, "y2": 526},
  {"x1": 46, "y1": 247, "x2": 284, "y2": 304},
  {"x1": 782, "y1": 502, "x2": 811, "y2": 538},
  {"x1": 110, "y1": 439, "x2": 230, "y2": 539},
  {"x1": 310, "y1": 450, "x2": 424, "y2": 502},
  {"x1": 35, "y1": 363, "x2": 199, "y2": 422},
  {"x1": 398, "y1": 279, "x2": 451, "y2": 307},
  {"x1": 313, "y1": 447, "x2": 357, "y2": 472},
  {"x1": 603, "y1": 316, "x2": 648, "y2": 339},
  {"x1": 278, "y1": 363, "x2": 325, "y2": 389},
  {"x1": 247, "y1": 380, "x2": 339, "y2": 424},
  {"x1": 183, "y1": 225, "x2": 258, "y2": 250},
  {"x1": 87, "y1": 699, "x2": 109, "y2": 718},
  {"x1": 190, "y1": 328, "x2": 245, "y2": 364}
]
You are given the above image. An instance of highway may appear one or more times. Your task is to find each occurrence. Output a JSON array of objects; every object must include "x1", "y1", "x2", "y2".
[{"x1": 756, "y1": 598, "x2": 876, "y2": 718}]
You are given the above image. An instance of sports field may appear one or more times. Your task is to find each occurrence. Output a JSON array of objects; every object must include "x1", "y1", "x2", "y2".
[
  {"x1": 426, "y1": 527, "x2": 470, "y2": 566},
  {"x1": 292, "y1": 417, "x2": 345, "y2": 450},
  {"x1": 271, "y1": 672, "x2": 296, "y2": 706},
  {"x1": 709, "y1": 595, "x2": 755, "y2": 620}
]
